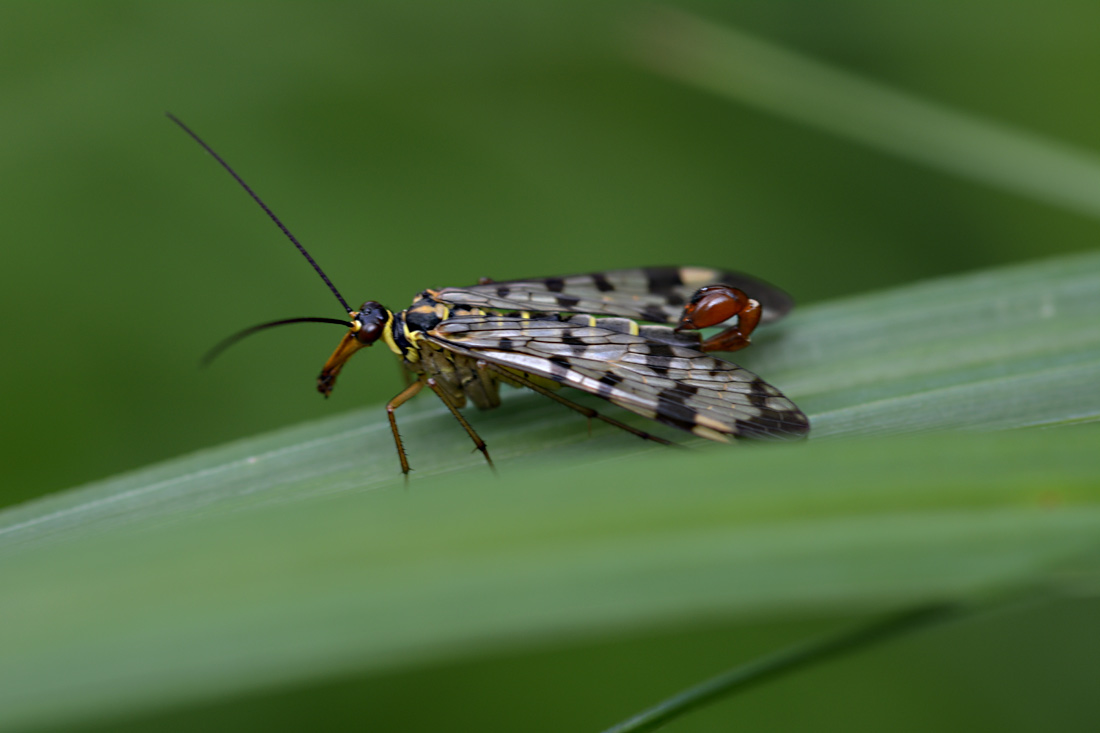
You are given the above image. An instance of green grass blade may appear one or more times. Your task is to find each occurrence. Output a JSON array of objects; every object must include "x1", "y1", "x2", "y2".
[
  {"x1": 1, "y1": 253, "x2": 1099, "y2": 730},
  {"x1": 600, "y1": 604, "x2": 962, "y2": 733},
  {"x1": 3, "y1": 251, "x2": 1097, "y2": 553},
  {"x1": 627, "y1": 8, "x2": 1100, "y2": 219}
]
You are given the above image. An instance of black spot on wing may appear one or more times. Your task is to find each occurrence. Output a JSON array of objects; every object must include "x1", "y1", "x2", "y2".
[
  {"x1": 643, "y1": 267, "x2": 684, "y2": 294},
  {"x1": 639, "y1": 305, "x2": 672, "y2": 323},
  {"x1": 595, "y1": 372, "x2": 622, "y2": 398},
  {"x1": 640, "y1": 342, "x2": 677, "y2": 357},
  {"x1": 734, "y1": 409, "x2": 811, "y2": 439},
  {"x1": 784, "y1": 410, "x2": 812, "y2": 435},
  {"x1": 559, "y1": 334, "x2": 593, "y2": 355},
  {"x1": 544, "y1": 277, "x2": 565, "y2": 293},
  {"x1": 547, "y1": 356, "x2": 572, "y2": 381},
  {"x1": 747, "y1": 377, "x2": 771, "y2": 410},
  {"x1": 592, "y1": 273, "x2": 614, "y2": 292},
  {"x1": 622, "y1": 342, "x2": 684, "y2": 373},
  {"x1": 654, "y1": 388, "x2": 701, "y2": 430}
]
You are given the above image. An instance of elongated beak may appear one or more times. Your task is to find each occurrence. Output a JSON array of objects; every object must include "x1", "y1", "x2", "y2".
[{"x1": 317, "y1": 331, "x2": 370, "y2": 397}]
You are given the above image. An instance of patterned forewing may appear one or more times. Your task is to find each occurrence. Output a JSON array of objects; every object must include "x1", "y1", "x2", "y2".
[
  {"x1": 433, "y1": 266, "x2": 794, "y2": 326},
  {"x1": 428, "y1": 315, "x2": 809, "y2": 440}
]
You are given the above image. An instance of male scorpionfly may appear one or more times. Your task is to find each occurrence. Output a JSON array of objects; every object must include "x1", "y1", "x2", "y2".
[{"x1": 170, "y1": 114, "x2": 809, "y2": 476}]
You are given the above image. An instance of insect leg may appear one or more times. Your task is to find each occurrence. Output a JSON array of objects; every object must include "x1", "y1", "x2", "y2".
[
  {"x1": 386, "y1": 379, "x2": 426, "y2": 476},
  {"x1": 478, "y1": 361, "x2": 674, "y2": 446},
  {"x1": 424, "y1": 377, "x2": 496, "y2": 473}
]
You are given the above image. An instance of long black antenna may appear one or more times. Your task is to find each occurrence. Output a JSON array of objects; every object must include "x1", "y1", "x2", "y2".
[
  {"x1": 166, "y1": 112, "x2": 353, "y2": 314},
  {"x1": 201, "y1": 316, "x2": 352, "y2": 367}
]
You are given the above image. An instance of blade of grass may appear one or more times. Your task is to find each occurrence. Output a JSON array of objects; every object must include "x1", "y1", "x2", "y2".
[
  {"x1": 1, "y1": 254, "x2": 1099, "y2": 729},
  {"x1": 5, "y1": 251, "x2": 1096, "y2": 554},
  {"x1": 755, "y1": 250, "x2": 1100, "y2": 436},
  {"x1": 626, "y1": 7, "x2": 1100, "y2": 219},
  {"x1": 1, "y1": 430, "x2": 1098, "y2": 730},
  {"x1": 599, "y1": 603, "x2": 961, "y2": 733}
]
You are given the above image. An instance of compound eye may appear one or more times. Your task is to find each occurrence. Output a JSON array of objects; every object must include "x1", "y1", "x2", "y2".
[{"x1": 353, "y1": 301, "x2": 388, "y2": 345}]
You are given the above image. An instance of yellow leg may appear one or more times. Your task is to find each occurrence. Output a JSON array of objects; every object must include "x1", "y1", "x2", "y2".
[
  {"x1": 425, "y1": 377, "x2": 496, "y2": 473},
  {"x1": 386, "y1": 380, "x2": 425, "y2": 476}
]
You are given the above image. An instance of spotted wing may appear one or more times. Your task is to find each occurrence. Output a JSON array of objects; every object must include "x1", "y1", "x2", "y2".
[
  {"x1": 433, "y1": 266, "x2": 794, "y2": 326},
  {"x1": 427, "y1": 314, "x2": 809, "y2": 440}
]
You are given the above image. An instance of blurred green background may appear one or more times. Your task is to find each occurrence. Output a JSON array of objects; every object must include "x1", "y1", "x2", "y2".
[
  {"x1": 2, "y1": 3, "x2": 1099, "y2": 731},
  {"x1": 5, "y1": 1, "x2": 1097, "y2": 508}
]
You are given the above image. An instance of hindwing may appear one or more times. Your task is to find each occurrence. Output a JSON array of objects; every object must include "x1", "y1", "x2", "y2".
[{"x1": 426, "y1": 314, "x2": 809, "y2": 441}]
